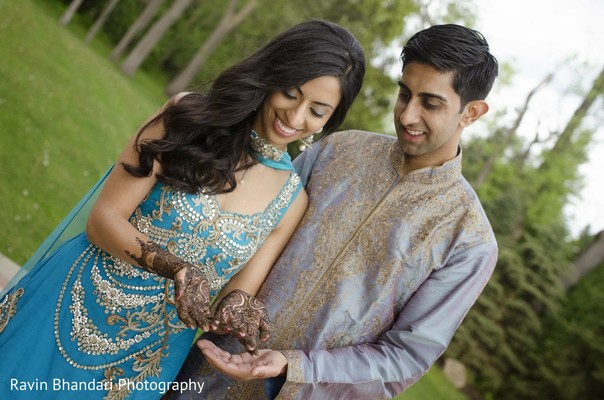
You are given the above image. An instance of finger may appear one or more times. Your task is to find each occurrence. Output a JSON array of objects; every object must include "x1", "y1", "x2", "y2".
[
  {"x1": 198, "y1": 344, "x2": 230, "y2": 366},
  {"x1": 174, "y1": 277, "x2": 186, "y2": 302},
  {"x1": 198, "y1": 339, "x2": 238, "y2": 362},
  {"x1": 240, "y1": 334, "x2": 258, "y2": 355},
  {"x1": 259, "y1": 314, "x2": 272, "y2": 341},
  {"x1": 197, "y1": 339, "x2": 217, "y2": 352},
  {"x1": 202, "y1": 349, "x2": 228, "y2": 369},
  {"x1": 176, "y1": 296, "x2": 196, "y2": 328},
  {"x1": 190, "y1": 307, "x2": 212, "y2": 332},
  {"x1": 250, "y1": 365, "x2": 275, "y2": 378}
]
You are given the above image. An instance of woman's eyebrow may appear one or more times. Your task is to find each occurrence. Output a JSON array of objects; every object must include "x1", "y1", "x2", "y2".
[{"x1": 296, "y1": 86, "x2": 335, "y2": 109}]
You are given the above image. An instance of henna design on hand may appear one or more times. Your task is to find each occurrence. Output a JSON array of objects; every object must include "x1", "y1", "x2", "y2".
[
  {"x1": 126, "y1": 237, "x2": 213, "y2": 330},
  {"x1": 174, "y1": 267, "x2": 213, "y2": 330},
  {"x1": 213, "y1": 289, "x2": 272, "y2": 355}
]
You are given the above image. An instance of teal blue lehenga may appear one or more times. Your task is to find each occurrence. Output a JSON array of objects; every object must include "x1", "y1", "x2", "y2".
[{"x1": 0, "y1": 153, "x2": 301, "y2": 400}]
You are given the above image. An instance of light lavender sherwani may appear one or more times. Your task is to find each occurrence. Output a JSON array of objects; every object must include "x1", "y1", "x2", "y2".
[{"x1": 170, "y1": 130, "x2": 498, "y2": 399}]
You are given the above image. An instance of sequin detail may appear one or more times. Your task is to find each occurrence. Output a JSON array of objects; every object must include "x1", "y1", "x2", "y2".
[
  {"x1": 54, "y1": 172, "x2": 301, "y2": 399},
  {"x1": 0, "y1": 288, "x2": 23, "y2": 333}
]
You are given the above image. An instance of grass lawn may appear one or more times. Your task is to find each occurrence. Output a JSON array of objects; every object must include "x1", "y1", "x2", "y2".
[
  {"x1": 0, "y1": 1, "x2": 467, "y2": 399},
  {"x1": 0, "y1": 0, "x2": 166, "y2": 263},
  {"x1": 395, "y1": 367, "x2": 469, "y2": 400}
]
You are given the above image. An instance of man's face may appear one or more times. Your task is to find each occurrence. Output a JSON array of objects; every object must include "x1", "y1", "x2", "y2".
[{"x1": 394, "y1": 62, "x2": 467, "y2": 170}]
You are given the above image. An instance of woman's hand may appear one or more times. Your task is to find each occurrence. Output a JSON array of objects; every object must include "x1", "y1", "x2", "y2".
[
  {"x1": 213, "y1": 289, "x2": 271, "y2": 354},
  {"x1": 126, "y1": 238, "x2": 214, "y2": 330},
  {"x1": 174, "y1": 266, "x2": 213, "y2": 331}
]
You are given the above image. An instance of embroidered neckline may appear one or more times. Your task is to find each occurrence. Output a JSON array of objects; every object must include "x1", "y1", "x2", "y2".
[{"x1": 389, "y1": 139, "x2": 462, "y2": 184}]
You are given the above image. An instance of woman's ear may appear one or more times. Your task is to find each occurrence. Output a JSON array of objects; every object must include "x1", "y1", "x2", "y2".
[{"x1": 461, "y1": 100, "x2": 489, "y2": 127}]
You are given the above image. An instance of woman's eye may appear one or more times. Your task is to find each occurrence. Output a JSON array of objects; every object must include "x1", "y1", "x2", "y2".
[
  {"x1": 310, "y1": 109, "x2": 326, "y2": 118},
  {"x1": 283, "y1": 90, "x2": 297, "y2": 99}
]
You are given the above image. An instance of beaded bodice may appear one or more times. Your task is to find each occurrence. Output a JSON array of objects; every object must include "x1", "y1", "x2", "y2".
[
  {"x1": 49, "y1": 169, "x2": 301, "y2": 397},
  {"x1": 131, "y1": 176, "x2": 301, "y2": 295}
]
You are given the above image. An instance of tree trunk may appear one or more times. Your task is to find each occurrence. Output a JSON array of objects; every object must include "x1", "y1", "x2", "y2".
[
  {"x1": 59, "y1": 0, "x2": 84, "y2": 26},
  {"x1": 110, "y1": 0, "x2": 166, "y2": 62},
  {"x1": 474, "y1": 73, "x2": 553, "y2": 188},
  {"x1": 120, "y1": 0, "x2": 194, "y2": 77},
  {"x1": 512, "y1": 66, "x2": 604, "y2": 244},
  {"x1": 166, "y1": 0, "x2": 257, "y2": 96},
  {"x1": 85, "y1": 0, "x2": 122, "y2": 44},
  {"x1": 562, "y1": 231, "x2": 604, "y2": 290},
  {"x1": 544, "y1": 66, "x2": 604, "y2": 160}
]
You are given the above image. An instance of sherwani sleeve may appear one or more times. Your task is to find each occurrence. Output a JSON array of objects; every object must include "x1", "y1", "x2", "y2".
[{"x1": 278, "y1": 242, "x2": 497, "y2": 399}]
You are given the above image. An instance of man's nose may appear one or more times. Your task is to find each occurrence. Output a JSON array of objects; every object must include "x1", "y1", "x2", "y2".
[{"x1": 399, "y1": 101, "x2": 420, "y2": 125}]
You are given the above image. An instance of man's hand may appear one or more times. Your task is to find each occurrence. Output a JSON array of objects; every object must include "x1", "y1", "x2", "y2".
[
  {"x1": 213, "y1": 289, "x2": 271, "y2": 354},
  {"x1": 197, "y1": 339, "x2": 287, "y2": 381}
]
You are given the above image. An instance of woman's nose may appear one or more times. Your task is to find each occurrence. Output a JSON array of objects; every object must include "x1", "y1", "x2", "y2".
[{"x1": 285, "y1": 104, "x2": 306, "y2": 127}]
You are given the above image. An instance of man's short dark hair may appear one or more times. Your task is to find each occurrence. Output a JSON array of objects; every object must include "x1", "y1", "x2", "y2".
[{"x1": 401, "y1": 24, "x2": 498, "y2": 109}]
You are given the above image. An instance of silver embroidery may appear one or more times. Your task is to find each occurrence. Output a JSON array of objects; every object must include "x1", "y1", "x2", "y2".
[{"x1": 53, "y1": 172, "x2": 301, "y2": 399}]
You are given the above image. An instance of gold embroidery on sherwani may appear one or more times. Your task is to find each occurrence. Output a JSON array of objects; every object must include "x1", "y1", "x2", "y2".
[
  {"x1": 0, "y1": 287, "x2": 23, "y2": 333},
  {"x1": 281, "y1": 350, "x2": 304, "y2": 382},
  {"x1": 221, "y1": 131, "x2": 495, "y2": 399}
]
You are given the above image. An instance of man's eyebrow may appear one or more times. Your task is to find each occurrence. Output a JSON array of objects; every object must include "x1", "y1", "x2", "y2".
[
  {"x1": 397, "y1": 81, "x2": 447, "y2": 103},
  {"x1": 296, "y1": 86, "x2": 335, "y2": 109}
]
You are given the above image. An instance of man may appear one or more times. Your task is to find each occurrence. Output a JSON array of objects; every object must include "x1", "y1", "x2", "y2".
[{"x1": 169, "y1": 23, "x2": 499, "y2": 399}]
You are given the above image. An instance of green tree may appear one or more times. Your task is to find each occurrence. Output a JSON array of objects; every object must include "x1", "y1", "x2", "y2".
[
  {"x1": 533, "y1": 258, "x2": 604, "y2": 399},
  {"x1": 446, "y1": 66, "x2": 604, "y2": 398}
]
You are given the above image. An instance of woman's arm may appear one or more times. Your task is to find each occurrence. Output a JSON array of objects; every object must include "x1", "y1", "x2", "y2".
[
  {"x1": 85, "y1": 93, "x2": 213, "y2": 330},
  {"x1": 217, "y1": 189, "x2": 308, "y2": 298},
  {"x1": 212, "y1": 188, "x2": 309, "y2": 351},
  {"x1": 85, "y1": 120, "x2": 162, "y2": 264},
  {"x1": 86, "y1": 94, "x2": 190, "y2": 264}
]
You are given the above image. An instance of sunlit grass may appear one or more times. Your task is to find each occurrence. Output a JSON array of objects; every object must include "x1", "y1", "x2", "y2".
[
  {"x1": 395, "y1": 366, "x2": 469, "y2": 400},
  {"x1": 0, "y1": 0, "x2": 165, "y2": 263}
]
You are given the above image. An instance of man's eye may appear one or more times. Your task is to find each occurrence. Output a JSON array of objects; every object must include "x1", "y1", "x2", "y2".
[{"x1": 398, "y1": 91, "x2": 410, "y2": 101}]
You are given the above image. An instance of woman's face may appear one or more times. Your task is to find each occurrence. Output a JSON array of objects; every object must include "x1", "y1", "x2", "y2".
[{"x1": 252, "y1": 76, "x2": 342, "y2": 150}]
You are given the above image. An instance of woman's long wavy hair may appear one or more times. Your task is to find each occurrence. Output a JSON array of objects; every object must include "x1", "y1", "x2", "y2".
[{"x1": 123, "y1": 19, "x2": 365, "y2": 194}]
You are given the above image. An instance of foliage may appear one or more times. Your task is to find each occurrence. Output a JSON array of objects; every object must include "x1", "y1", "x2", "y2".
[
  {"x1": 50, "y1": 0, "x2": 482, "y2": 134},
  {"x1": 509, "y1": 260, "x2": 604, "y2": 399},
  {"x1": 446, "y1": 65, "x2": 603, "y2": 397}
]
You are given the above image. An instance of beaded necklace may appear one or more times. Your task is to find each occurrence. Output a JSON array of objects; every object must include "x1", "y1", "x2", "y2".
[{"x1": 249, "y1": 130, "x2": 284, "y2": 162}]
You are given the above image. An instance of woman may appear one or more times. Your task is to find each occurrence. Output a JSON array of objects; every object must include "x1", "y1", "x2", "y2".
[{"x1": 0, "y1": 19, "x2": 365, "y2": 399}]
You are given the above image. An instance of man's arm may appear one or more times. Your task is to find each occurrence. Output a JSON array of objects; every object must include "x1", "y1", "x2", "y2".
[{"x1": 202, "y1": 242, "x2": 497, "y2": 398}]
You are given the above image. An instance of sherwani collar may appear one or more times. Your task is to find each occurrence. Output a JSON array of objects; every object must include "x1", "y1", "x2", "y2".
[{"x1": 389, "y1": 141, "x2": 463, "y2": 185}]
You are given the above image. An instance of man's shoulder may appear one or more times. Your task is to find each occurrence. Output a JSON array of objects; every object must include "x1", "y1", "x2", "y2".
[{"x1": 454, "y1": 177, "x2": 498, "y2": 246}]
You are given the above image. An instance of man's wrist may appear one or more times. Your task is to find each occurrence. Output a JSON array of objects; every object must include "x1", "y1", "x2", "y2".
[{"x1": 277, "y1": 351, "x2": 289, "y2": 377}]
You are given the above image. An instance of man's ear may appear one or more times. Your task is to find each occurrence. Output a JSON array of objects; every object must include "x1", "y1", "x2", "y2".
[{"x1": 460, "y1": 100, "x2": 489, "y2": 127}]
